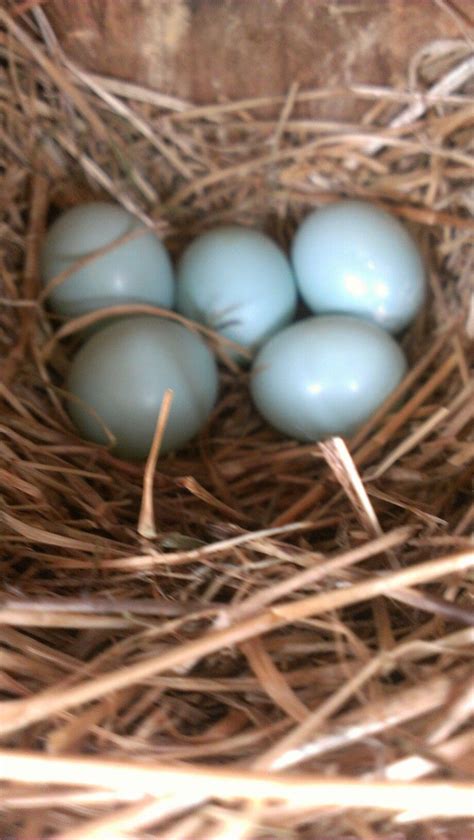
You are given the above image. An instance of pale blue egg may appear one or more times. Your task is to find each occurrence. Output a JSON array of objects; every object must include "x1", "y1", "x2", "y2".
[
  {"x1": 291, "y1": 200, "x2": 425, "y2": 333},
  {"x1": 66, "y1": 317, "x2": 218, "y2": 459},
  {"x1": 251, "y1": 315, "x2": 407, "y2": 441},
  {"x1": 176, "y1": 226, "x2": 297, "y2": 357},
  {"x1": 41, "y1": 202, "x2": 174, "y2": 318}
]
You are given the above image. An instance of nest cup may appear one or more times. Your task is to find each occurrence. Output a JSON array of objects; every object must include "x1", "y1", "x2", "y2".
[{"x1": 0, "y1": 3, "x2": 473, "y2": 839}]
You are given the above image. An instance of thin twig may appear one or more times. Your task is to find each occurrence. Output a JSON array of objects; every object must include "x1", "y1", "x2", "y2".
[{"x1": 138, "y1": 389, "x2": 174, "y2": 539}]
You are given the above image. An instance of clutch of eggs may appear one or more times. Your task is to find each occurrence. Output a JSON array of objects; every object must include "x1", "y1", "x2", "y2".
[
  {"x1": 51, "y1": 199, "x2": 423, "y2": 458},
  {"x1": 40, "y1": 202, "x2": 174, "y2": 318},
  {"x1": 67, "y1": 317, "x2": 218, "y2": 459}
]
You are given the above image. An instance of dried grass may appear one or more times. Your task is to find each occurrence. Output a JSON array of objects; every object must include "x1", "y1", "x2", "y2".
[{"x1": 0, "y1": 5, "x2": 473, "y2": 839}]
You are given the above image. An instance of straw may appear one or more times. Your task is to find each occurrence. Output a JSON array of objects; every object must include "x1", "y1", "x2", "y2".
[{"x1": 0, "y1": 6, "x2": 472, "y2": 838}]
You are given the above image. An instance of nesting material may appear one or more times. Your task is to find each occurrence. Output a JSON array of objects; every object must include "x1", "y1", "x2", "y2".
[{"x1": 0, "y1": 7, "x2": 473, "y2": 840}]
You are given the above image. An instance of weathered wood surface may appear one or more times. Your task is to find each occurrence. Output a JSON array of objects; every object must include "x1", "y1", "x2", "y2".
[{"x1": 44, "y1": 0, "x2": 473, "y2": 116}]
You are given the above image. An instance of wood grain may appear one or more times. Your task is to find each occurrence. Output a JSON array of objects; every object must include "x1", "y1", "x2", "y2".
[{"x1": 43, "y1": 0, "x2": 473, "y2": 116}]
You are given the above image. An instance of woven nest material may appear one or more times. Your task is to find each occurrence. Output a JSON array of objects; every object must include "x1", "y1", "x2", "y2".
[{"x1": 0, "y1": 7, "x2": 473, "y2": 840}]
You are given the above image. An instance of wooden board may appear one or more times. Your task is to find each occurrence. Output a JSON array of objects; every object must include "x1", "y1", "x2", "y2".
[{"x1": 44, "y1": 0, "x2": 473, "y2": 116}]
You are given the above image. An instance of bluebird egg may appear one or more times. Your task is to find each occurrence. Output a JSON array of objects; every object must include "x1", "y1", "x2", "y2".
[
  {"x1": 291, "y1": 200, "x2": 425, "y2": 333},
  {"x1": 41, "y1": 202, "x2": 174, "y2": 318},
  {"x1": 66, "y1": 316, "x2": 218, "y2": 459},
  {"x1": 176, "y1": 225, "x2": 297, "y2": 357},
  {"x1": 251, "y1": 315, "x2": 407, "y2": 441}
]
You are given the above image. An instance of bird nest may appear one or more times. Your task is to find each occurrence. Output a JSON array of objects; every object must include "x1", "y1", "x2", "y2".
[{"x1": 0, "y1": 7, "x2": 473, "y2": 840}]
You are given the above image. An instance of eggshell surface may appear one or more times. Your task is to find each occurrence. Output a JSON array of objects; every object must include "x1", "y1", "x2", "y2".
[
  {"x1": 291, "y1": 200, "x2": 425, "y2": 333},
  {"x1": 66, "y1": 316, "x2": 218, "y2": 459},
  {"x1": 41, "y1": 202, "x2": 174, "y2": 318},
  {"x1": 251, "y1": 315, "x2": 407, "y2": 441},
  {"x1": 176, "y1": 225, "x2": 297, "y2": 355}
]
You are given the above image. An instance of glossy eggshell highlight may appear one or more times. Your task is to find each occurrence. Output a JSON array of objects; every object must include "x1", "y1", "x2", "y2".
[
  {"x1": 251, "y1": 315, "x2": 407, "y2": 441},
  {"x1": 66, "y1": 317, "x2": 218, "y2": 459},
  {"x1": 176, "y1": 226, "x2": 297, "y2": 355},
  {"x1": 291, "y1": 200, "x2": 425, "y2": 333},
  {"x1": 41, "y1": 202, "x2": 174, "y2": 318}
]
